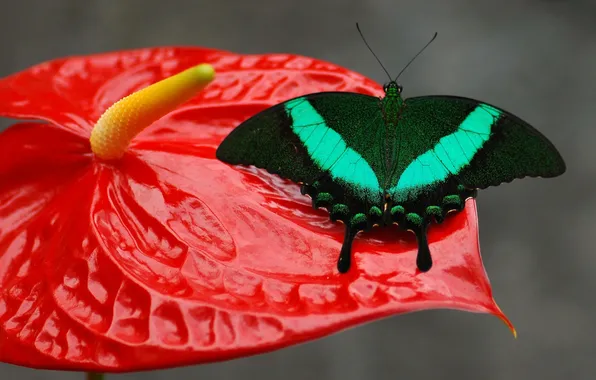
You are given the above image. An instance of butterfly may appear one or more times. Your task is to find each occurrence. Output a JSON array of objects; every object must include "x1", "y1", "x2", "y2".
[{"x1": 215, "y1": 30, "x2": 566, "y2": 274}]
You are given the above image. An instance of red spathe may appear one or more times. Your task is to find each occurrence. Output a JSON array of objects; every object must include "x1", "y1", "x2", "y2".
[{"x1": 0, "y1": 47, "x2": 511, "y2": 372}]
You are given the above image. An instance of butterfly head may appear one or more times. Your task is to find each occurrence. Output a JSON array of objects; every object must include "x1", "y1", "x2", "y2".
[{"x1": 383, "y1": 81, "x2": 403, "y2": 96}]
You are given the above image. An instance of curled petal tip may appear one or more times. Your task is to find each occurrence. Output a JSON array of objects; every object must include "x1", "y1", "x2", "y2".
[
  {"x1": 90, "y1": 63, "x2": 215, "y2": 160},
  {"x1": 500, "y1": 314, "x2": 517, "y2": 339},
  {"x1": 493, "y1": 298, "x2": 517, "y2": 338}
]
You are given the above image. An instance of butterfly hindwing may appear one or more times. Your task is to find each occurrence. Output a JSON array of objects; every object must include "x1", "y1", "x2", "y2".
[{"x1": 216, "y1": 92, "x2": 387, "y2": 213}]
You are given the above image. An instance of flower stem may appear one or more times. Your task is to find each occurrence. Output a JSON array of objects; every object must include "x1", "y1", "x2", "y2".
[{"x1": 86, "y1": 372, "x2": 104, "y2": 380}]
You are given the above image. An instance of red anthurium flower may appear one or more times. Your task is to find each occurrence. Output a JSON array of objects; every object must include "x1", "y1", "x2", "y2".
[{"x1": 0, "y1": 47, "x2": 514, "y2": 373}]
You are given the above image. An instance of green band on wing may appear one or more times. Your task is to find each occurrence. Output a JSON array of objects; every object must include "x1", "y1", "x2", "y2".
[
  {"x1": 391, "y1": 104, "x2": 502, "y2": 201},
  {"x1": 285, "y1": 98, "x2": 381, "y2": 202}
]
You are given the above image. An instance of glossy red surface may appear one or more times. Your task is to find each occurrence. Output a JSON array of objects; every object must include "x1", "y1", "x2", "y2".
[{"x1": 0, "y1": 47, "x2": 512, "y2": 372}]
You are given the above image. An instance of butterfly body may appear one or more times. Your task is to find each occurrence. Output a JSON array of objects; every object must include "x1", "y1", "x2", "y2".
[
  {"x1": 379, "y1": 84, "x2": 404, "y2": 183},
  {"x1": 216, "y1": 81, "x2": 565, "y2": 273}
]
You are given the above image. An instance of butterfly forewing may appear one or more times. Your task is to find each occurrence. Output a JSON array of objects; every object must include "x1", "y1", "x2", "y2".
[
  {"x1": 387, "y1": 95, "x2": 566, "y2": 209},
  {"x1": 216, "y1": 92, "x2": 388, "y2": 213}
]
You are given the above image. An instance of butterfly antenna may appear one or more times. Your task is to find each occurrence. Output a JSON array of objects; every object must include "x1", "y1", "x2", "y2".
[
  {"x1": 394, "y1": 32, "x2": 438, "y2": 81},
  {"x1": 356, "y1": 22, "x2": 392, "y2": 82}
]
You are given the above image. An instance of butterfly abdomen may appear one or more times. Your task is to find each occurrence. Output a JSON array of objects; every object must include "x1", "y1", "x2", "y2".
[
  {"x1": 380, "y1": 93, "x2": 406, "y2": 183},
  {"x1": 383, "y1": 122, "x2": 399, "y2": 175}
]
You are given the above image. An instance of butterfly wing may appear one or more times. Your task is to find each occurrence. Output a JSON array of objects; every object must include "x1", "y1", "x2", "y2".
[
  {"x1": 216, "y1": 92, "x2": 387, "y2": 214},
  {"x1": 385, "y1": 95, "x2": 565, "y2": 272},
  {"x1": 388, "y1": 95, "x2": 565, "y2": 209},
  {"x1": 217, "y1": 91, "x2": 390, "y2": 272}
]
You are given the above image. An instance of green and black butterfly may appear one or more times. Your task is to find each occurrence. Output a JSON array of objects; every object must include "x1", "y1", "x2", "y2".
[{"x1": 216, "y1": 29, "x2": 565, "y2": 274}]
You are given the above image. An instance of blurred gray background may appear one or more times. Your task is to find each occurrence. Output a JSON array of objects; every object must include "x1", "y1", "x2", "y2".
[{"x1": 0, "y1": 0, "x2": 593, "y2": 379}]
